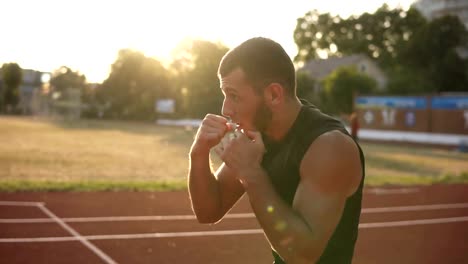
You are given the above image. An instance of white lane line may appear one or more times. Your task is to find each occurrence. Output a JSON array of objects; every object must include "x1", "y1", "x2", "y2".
[
  {"x1": 0, "y1": 213, "x2": 252, "y2": 223},
  {"x1": 359, "y1": 216, "x2": 468, "y2": 228},
  {"x1": 2, "y1": 203, "x2": 468, "y2": 224},
  {"x1": 365, "y1": 187, "x2": 420, "y2": 195},
  {"x1": 0, "y1": 216, "x2": 467, "y2": 243},
  {"x1": 36, "y1": 204, "x2": 117, "y2": 264},
  {"x1": 87, "y1": 229, "x2": 265, "y2": 240},
  {"x1": 362, "y1": 203, "x2": 468, "y2": 213},
  {"x1": 0, "y1": 229, "x2": 265, "y2": 243},
  {"x1": 0, "y1": 218, "x2": 53, "y2": 223},
  {"x1": 0, "y1": 201, "x2": 45, "y2": 207},
  {"x1": 0, "y1": 236, "x2": 78, "y2": 243}
]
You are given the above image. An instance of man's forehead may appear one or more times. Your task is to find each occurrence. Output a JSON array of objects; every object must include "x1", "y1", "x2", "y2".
[{"x1": 220, "y1": 68, "x2": 249, "y2": 88}]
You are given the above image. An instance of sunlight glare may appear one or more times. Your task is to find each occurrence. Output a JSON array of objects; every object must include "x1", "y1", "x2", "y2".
[{"x1": 0, "y1": 0, "x2": 415, "y2": 83}]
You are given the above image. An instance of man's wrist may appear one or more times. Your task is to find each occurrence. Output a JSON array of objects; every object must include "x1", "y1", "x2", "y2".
[
  {"x1": 189, "y1": 144, "x2": 211, "y2": 158},
  {"x1": 241, "y1": 166, "x2": 269, "y2": 190}
]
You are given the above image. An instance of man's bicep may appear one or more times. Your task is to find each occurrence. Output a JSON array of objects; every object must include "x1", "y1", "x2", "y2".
[{"x1": 293, "y1": 179, "x2": 347, "y2": 251}]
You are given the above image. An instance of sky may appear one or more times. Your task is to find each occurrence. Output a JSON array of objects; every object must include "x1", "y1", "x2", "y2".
[{"x1": 1, "y1": 0, "x2": 415, "y2": 83}]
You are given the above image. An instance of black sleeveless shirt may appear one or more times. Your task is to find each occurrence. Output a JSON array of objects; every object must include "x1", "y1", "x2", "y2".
[{"x1": 261, "y1": 100, "x2": 365, "y2": 264}]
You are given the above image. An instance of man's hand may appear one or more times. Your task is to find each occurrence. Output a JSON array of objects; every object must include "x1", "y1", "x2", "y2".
[
  {"x1": 191, "y1": 114, "x2": 232, "y2": 155},
  {"x1": 218, "y1": 130, "x2": 266, "y2": 187}
]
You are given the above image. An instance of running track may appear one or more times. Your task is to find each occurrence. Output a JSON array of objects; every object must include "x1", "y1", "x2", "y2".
[{"x1": 0, "y1": 184, "x2": 467, "y2": 264}]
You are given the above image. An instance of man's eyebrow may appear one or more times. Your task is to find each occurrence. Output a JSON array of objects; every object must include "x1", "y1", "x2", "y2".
[{"x1": 221, "y1": 86, "x2": 238, "y2": 93}]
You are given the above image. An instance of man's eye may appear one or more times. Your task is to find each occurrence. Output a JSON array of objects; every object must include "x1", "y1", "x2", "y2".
[{"x1": 229, "y1": 94, "x2": 239, "y2": 101}]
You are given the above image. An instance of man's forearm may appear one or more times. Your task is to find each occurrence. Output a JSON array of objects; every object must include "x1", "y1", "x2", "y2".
[
  {"x1": 244, "y1": 169, "x2": 320, "y2": 263},
  {"x1": 188, "y1": 149, "x2": 222, "y2": 223}
]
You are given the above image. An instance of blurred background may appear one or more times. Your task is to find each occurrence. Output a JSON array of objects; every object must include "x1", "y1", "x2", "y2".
[
  {"x1": 0, "y1": 0, "x2": 467, "y2": 189},
  {"x1": 0, "y1": 0, "x2": 465, "y2": 120},
  {"x1": 0, "y1": 1, "x2": 468, "y2": 263},
  {"x1": 0, "y1": 0, "x2": 468, "y2": 178},
  {"x1": 1, "y1": 0, "x2": 467, "y2": 188}
]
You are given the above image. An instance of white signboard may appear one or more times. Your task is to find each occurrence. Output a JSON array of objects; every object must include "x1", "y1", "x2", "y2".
[{"x1": 155, "y1": 99, "x2": 175, "y2": 114}]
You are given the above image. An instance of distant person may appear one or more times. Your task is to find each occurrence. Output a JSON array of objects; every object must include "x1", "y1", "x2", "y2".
[
  {"x1": 188, "y1": 37, "x2": 365, "y2": 263},
  {"x1": 350, "y1": 112, "x2": 360, "y2": 141}
]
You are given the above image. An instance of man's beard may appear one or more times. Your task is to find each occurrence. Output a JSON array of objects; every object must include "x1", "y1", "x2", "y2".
[{"x1": 253, "y1": 100, "x2": 272, "y2": 133}]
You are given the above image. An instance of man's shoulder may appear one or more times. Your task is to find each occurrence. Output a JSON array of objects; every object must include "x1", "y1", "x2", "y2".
[
  {"x1": 300, "y1": 130, "x2": 362, "y2": 196},
  {"x1": 304, "y1": 130, "x2": 358, "y2": 164}
]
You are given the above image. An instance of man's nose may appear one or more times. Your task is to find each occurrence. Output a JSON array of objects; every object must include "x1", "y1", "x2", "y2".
[{"x1": 222, "y1": 99, "x2": 234, "y2": 118}]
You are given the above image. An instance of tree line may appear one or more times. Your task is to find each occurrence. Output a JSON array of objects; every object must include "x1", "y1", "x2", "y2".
[
  {"x1": 1, "y1": 4, "x2": 467, "y2": 118},
  {"x1": 294, "y1": 4, "x2": 468, "y2": 114}
]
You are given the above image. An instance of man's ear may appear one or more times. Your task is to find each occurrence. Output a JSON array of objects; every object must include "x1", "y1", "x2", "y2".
[{"x1": 264, "y1": 83, "x2": 284, "y2": 107}]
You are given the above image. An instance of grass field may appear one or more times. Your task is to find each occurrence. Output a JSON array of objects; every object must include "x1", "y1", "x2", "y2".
[{"x1": 0, "y1": 116, "x2": 467, "y2": 192}]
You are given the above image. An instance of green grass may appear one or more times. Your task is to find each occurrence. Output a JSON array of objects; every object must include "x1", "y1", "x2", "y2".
[
  {"x1": 0, "y1": 179, "x2": 187, "y2": 193},
  {"x1": 363, "y1": 172, "x2": 468, "y2": 186},
  {"x1": 0, "y1": 116, "x2": 467, "y2": 192},
  {"x1": 361, "y1": 142, "x2": 468, "y2": 180},
  {"x1": 0, "y1": 116, "x2": 195, "y2": 183}
]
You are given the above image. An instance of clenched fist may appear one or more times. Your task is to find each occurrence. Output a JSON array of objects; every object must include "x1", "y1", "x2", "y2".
[
  {"x1": 217, "y1": 130, "x2": 266, "y2": 182},
  {"x1": 190, "y1": 114, "x2": 235, "y2": 155}
]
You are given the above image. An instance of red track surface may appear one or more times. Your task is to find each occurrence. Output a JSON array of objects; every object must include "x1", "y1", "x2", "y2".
[{"x1": 0, "y1": 184, "x2": 467, "y2": 264}]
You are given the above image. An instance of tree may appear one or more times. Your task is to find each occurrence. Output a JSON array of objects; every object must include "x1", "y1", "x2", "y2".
[
  {"x1": 49, "y1": 66, "x2": 87, "y2": 101},
  {"x1": 1, "y1": 63, "x2": 23, "y2": 113},
  {"x1": 170, "y1": 39, "x2": 229, "y2": 118},
  {"x1": 294, "y1": 5, "x2": 427, "y2": 70},
  {"x1": 49, "y1": 66, "x2": 87, "y2": 95},
  {"x1": 296, "y1": 72, "x2": 317, "y2": 103},
  {"x1": 98, "y1": 49, "x2": 172, "y2": 120},
  {"x1": 322, "y1": 66, "x2": 377, "y2": 114},
  {"x1": 295, "y1": 5, "x2": 468, "y2": 94},
  {"x1": 48, "y1": 66, "x2": 87, "y2": 118},
  {"x1": 400, "y1": 15, "x2": 468, "y2": 93},
  {"x1": 385, "y1": 65, "x2": 431, "y2": 95}
]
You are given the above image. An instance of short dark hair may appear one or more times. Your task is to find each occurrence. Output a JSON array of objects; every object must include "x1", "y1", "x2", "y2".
[{"x1": 218, "y1": 37, "x2": 296, "y2": 96}]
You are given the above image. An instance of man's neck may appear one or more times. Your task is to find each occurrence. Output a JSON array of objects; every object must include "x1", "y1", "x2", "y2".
[{"x1": 264, "y1": 97, "x2": 302, "y2": 142}]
